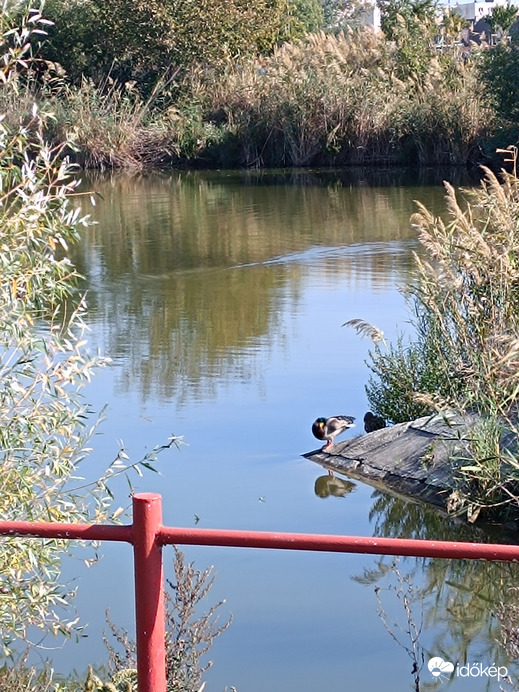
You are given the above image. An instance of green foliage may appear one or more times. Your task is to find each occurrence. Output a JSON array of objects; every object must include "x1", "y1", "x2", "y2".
[
  {"x1": 0, "y1": 1, "x2": 179, "y2": 650},
  {"x1": 365, "y1": 336, "x2": 450, "y2": 424},
  {"x1": 378, "y1": 0, "x2": 438, "y2": 39},
  {"x1": 40, "y1": 0, "x2": 324, "y2": 90},
  {"x1": 478, "y1": 43, "x2": 519, "y2": 125},
  {"x1": 483, "y1": 3, "x2": 518, "y2": 35},
  {"x1": 364, "y1": 169, "x2": 519, "y2": 520},
  {"x1": 378, "y1": 0, "x2": 439, "y2": 81},
  {"x1": 1, "y1": 0, "x2": 494, "y2": 170},
  {"x1": 279, "y1": 0, "x2": 325, "y2": 42},
  {"x1": 322, "y1": 0, "x2": 369, "y2": 32},
  {"x1": 0, "y1": 549, "x2": 228, "y2": 690}
]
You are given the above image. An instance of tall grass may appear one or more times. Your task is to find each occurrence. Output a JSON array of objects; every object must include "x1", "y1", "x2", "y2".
[
  {"x1": 366, "y1": 168, "x2": 519, "y2": 522},
  {"x1": 185, "y1": 29, "x2": 492, "y2": 167},
  {"x1": 3, "y1": 25, "x2": 493, "y2": 169},
  {"x1": 43, "y1": 77, "x2": 182, "y2": 170}
]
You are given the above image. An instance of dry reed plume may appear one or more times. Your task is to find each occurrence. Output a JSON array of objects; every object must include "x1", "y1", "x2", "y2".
[
  {"x1": 368, "y1": 167, "x2": 519, "y2": 521},
  {"x1": 187, "y1": 28, "x2": 491, "y2": 167}
]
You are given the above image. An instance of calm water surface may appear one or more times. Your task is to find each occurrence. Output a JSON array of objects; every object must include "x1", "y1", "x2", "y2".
[{"x1": 49, "y1": 169, "x2": 519, "y2": 691}]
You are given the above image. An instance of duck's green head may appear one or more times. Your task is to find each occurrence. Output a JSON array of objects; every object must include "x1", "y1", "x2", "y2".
[{"x1": 312, "y1": 417, "x2": 327, "y2": 440}]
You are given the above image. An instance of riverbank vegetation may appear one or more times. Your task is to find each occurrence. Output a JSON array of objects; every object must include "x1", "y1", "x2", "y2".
[
  {"x1": 364, "y1": 164, "x2": 519, "y2": 524},
  {"x1": 0, "y1": 7, "x2": 230, "y2": 689},
  {"x1": 1, "y1": 0, "x2": 516, "y2": 170}
]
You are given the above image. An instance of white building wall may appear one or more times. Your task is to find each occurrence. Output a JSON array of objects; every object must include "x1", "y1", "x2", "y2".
[
  {"x1": 359, "y1": 0, "x2": 382, "y2": 31},
  {"x1": 452, "y1": 0, "x2": 519, "y2": 22}
]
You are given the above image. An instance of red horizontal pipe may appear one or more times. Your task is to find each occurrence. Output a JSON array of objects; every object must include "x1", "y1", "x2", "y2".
[
  {"x1": 159, "y1": 526, "x2": 519, "y2": 562},
  {"x1": 0, "y1": 520, "x2": 132, "y2": 543},
  {"x1": 1, "y1": 493, "x2": 519, "y2": 692},
  {"x1": 0, "y1": 516, "x2": 517, "y2": 563}
]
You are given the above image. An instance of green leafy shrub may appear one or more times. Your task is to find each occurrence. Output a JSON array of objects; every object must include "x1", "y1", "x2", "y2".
[
  {"x1": 40, "y1": 0, "x2": 324, "y2": 90},
  {"x1": 365, "y1": 336, "x2": 452, "y2": 424},
  {"x1": 378, "y1": 0, "x2": 439, "y2": 82},
  {"x1": 478, "y1": 44, "x2": 519, "y2": 125}
]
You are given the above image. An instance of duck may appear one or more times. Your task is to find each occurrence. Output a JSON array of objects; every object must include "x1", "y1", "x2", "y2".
[
  {"x1": 312, "y1": 415, "x2": 356, "y2": 451},
  {"x1": 363, "y1": 411, "x2": 386, "y2": 433}
]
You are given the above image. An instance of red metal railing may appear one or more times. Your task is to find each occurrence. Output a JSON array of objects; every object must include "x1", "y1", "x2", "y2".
[{"x1": 1, "y1": 491, "x2": 519, "y2": 691}]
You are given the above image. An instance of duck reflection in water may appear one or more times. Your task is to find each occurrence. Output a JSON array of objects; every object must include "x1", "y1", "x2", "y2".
[{"x1": 314, "y1": 474, "x2": 356, "y2": 499}]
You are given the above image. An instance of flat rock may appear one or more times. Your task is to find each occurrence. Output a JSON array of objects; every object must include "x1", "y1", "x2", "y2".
[{"x1": 303, "y1": 413, "x2": 476, "y2": 512}]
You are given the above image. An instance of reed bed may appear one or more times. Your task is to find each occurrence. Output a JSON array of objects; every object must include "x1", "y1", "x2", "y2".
[
  {"x1": 2, "y1": 28, "x2": 493, "y2": 169},
  {"x1": 47, "y1": 78, "x2": 181, "y2": 170},
  {"x1": 366, "y1": 168, "x2": 519, "y2": 522},
  {"x1": 186, "y1": 29, "x2": 492, "y2": 167}
]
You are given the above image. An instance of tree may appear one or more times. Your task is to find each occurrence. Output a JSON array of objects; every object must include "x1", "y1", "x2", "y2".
[
  {"x1": 40, "y1": 0, "x2": 325, "y2": 89},
  {"x1": 377, "y1": 0, "x2": 439, "y2": 80},
  {"x1": 478, "y1": 43, "x2": 519, "y2": 124},
  {"x1": 484, "y1": 3, "x2": 518, "y2": 37},
  {"x1": 278, "y1": 0, "x2": 324, "y2": 42},
  {"x1": 439, "y1": 8, "x2": 468, "y2": 44},
  {"x1": 321, "y1": 0, "x2": 368, "y2": 32},
  {"x1": 378, "y1": 0, "x2": 438, "y2": 39}
]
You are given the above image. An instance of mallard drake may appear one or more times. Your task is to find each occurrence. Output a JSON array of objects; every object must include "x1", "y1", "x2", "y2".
[
  {"x1": 363, "y1": 411, "x2": 386, "y2": 433},
  {"x1": 312, "y1": 415, "x2": 356, "y2": 451}
]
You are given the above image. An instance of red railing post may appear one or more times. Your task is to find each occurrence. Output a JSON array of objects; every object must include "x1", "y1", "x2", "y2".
[
  {"x1": 3, "y1": 493, "x2": 519, "y2": 688},
  {"x1": 132, "y1": 493, "x2": 167, "y2": 692}
]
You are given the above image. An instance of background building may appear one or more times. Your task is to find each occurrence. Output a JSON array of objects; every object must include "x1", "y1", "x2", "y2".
[{"x1": 451, "y1": 0, "x2": 519, "y2": 22}]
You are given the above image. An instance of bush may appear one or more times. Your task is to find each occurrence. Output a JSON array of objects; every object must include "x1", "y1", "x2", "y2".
[
  {"x1": 40, "y1": 0, "x2": 324, "y2": 90},
  {"x1": 364, "y1": 168, "x2": 519, "y2": 520},
  {"x1": 378, "y1": 0, "x2": 439, "y2": 82},
  {"x1": 105, "y1": 549, "x2": 232, "y2": 692},
  {"x1": 478, "y1": 44, "x2": 519, "y2": 125}
]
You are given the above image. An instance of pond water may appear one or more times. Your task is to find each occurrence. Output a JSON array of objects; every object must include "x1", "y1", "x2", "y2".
[{"x1": 47, "y1": 168, "x2": 519, "y2": 691}]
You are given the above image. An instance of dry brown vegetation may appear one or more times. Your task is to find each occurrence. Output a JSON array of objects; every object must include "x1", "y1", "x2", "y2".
[
  {"x1": 2, "y1": 25, "x2": 493, "y2": 170},
  {"x1": 367, "y1": 167, "x2": 519, "y2": 522},
  {"x1": 183, "y1": 28, "x2": 492, "y2": 168}
]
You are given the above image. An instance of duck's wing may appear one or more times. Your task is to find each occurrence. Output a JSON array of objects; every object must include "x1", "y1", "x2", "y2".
[
  {"x1": 333, "y1": 415, "x2": 356, "y2": 428},
  {"x1": 327, "y1": 415, "x2": 355, "y2": 435}
]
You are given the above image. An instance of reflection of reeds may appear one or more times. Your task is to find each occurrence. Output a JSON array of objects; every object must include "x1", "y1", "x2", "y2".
[
  {"x1": 497, "y1": 586, "x2": 519, "y2": 688},
  {"x1": 361, "y1": 492, "x2": 519, "y2": 683},
  {"x1": 71, "y1": 172, "x2": 433, "y2": 405}
]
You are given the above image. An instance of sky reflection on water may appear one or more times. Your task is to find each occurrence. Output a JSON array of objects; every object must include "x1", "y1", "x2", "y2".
[{"x1": 43, "y1": 168, "x2": 519, "y2": 692}]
